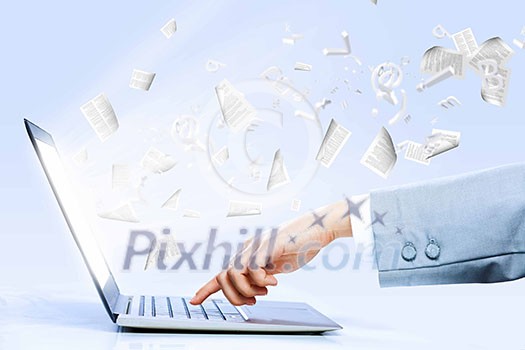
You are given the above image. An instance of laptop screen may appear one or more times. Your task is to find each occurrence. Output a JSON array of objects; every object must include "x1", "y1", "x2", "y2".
[{"x1": 26, "y1": 120, "x2": 120, "y2": 321}]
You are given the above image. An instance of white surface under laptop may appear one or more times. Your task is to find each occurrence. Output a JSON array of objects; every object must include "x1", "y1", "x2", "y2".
[{"x1": 24, "y1": 119, "x2": 341, "y2": 333}]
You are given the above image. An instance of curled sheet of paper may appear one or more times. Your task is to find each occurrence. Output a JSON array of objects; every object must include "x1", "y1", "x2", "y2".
[
  {"x1": 144, "y1": 233, "x2": 181, "y2": 270},
  {"x1": 73, "y1": 148, "x2": 88, "y2": 166},
  {"x1": 160, "y1": 18, "x2": 177, "y2": 39},
  {"x1": 452, "y1": 28, "x2": 479, "y2": 56},
  {"x1": 469, "y1": 37, "x2": 514, "y2": 74},
  {"x1": 129, "y1": 69, "x2": 156, "y2": 91},
  {"x1": 481, "y1": 67, "x2": 510, "y2": 107},
  {"x1": 438, "y1": 96, "x2": 461, "y2": 109},
  {"x1": 140, "y1": 147, "x2": 177, "y2": 174},
  {"x1": 388, "y1": 89, "x2": 407, "y2": 125},
  {"x1": 513, "y1": 39, "x2": 525, "y2": 49},
  {"x1": 404, "y1": 141, "x2": 430, "y2": 165},
  {"x1": 212, "y1": 146, "x2": 229, "y2": 166},
  {"x1": 316, "y1": 119, "x2": 351, "y2": 168},
  {"x1": 161, "y1": 189, "x2": 181, "y2": 210},
  {"x1": 267, "y1": 149, "x2": 290, "y2": 191},
  {"x1": 294, "y1": 62, "x2": 312, "y2": 71},
  {"x1": 323, "y1": 31, "x2": 351, "y2": 56},
  {"x1": 112, "y1": 164, "x2": 130, "y2": 190},
  {"x1": 227, "y1": 200, "x2": 262, "y2": 217},
  {"x1": 80, "y1": 93, "x2": 119, "y2": 142},
  {"x1": 290, "y1": 198, "x2": 302, "y2": 212},
  {"x1": 183, "y1": 209, "x2": 201, "y2": 218},
  {"x1": 421, "y1": 46, "x2": 465, "y2": 78},
  {"x1": 360, "y1": 127, "x2": 396, "y2": 179},
  {"x1": 416, "y1": 66, "x2": 455, "y2": 92},
  {"x1": 98, "y1": 202, "x2": 139, "y2": 223},
  {"x1": 423, "y1": 129, "x2": 461, "y2": 159},
  {"x1": 215, "y1": 79, "x2": 257, "y2": 133}
]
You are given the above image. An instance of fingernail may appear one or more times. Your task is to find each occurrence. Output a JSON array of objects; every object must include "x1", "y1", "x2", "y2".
[
  {"x1": 247, "y1": 300, "x2": 256, "y2": 306},
  {"x1": 189, "y1": 296, "x2": 197, "y2": 304}
]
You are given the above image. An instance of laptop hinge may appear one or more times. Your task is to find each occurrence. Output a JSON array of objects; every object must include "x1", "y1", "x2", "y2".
[{"x1": 113, "y1": 294, "x2": 132, "y2": 315}]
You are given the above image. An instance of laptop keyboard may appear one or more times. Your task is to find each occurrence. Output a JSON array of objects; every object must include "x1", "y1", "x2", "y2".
[{"x1": 130, "y1": 296, "x2": 245, "y2": 322}]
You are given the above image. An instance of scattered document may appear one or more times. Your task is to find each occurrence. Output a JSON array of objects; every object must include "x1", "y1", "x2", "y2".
[
  {"x1": 420, "y1": 46, "x2": 465, "y2": 78},
  {"x1": 215, "y1": 79, "x2": 257, "y2": 133},
  {"x1": 160, "y1": 18, "x2": 177, "y2": 39},
  {"x1": 290, "y1": 199, "x2": 302, "y2": 212},
  {"x1": 183, "y1": 209, "x2": 201, "y2": 218},
  {"x1": 316, "y1": 119, "x2": 351, "y2": 168},
  {"x1": 98, "y1": 202, "x2": 139, "y2": 223},
  {"x1": 282, "y1": 33, "x2": 304, "y2": 45},
  {"x1": 161, "y1": 189, "x2": 181, "y2": 210},
  {"x1": 129, "y1": 69, "x2": 156, "y2": 91},
  {"x1": 140, "y1": 147, "x2": 177, "y2": 174},
  {"x1": 80, "y1": 93, "x2": 119, "y2": 142},
  {"x1": 404, "y1": 142, "x2": 431, "y2": 165},
  {"x1": 323, "y1": 31, "x2": 351, "y2": 56},
  {"x1": 423, "y1": 129, "x2": 461, "y2": 159},
  {"x1": 360, "y1": 127, "x2": 396, "y2": 179},
  {"x1": 294, "y1": 62, "x2": 312, "y2": 71},
  {"x1": 513, "y1": 39, "x2": 525, "y2": 50},
  {"x1": 452, "y1": 28, "x2": 478, "y2": 56},
  {"x1": 226, "y1": 200, "x2": 262, "y2": 217},
  {"x1": 144, "y1": 233, "x2": 180, "y2": 270},
  {"x1": 267, "y1": 149, "x2": 290, "y2": 191},
  {"x1": 112, "y1": 164, "x2": 130, "y2": 190},
  {"x1": 469, "y1": 37, "x2": 514, "y2": 74},
  {"x1": 212, "y1": 146, "x2": 229, "y2": 166},
  {"x1": 205, "y1": 59, "x2": 226, "y2": 73},
  {"x1": 73, "y1": 148, "x2": 88, "y2": 166}
]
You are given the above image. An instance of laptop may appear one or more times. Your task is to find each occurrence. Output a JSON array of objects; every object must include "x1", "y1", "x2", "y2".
[{"x1": 25, "y1": 119, "x2": 342, "y2": 333}]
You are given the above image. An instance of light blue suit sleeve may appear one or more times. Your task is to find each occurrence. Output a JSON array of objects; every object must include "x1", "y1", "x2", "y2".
[{"x1": 370, "y1": 163, "x2": 525, "y2": 287}]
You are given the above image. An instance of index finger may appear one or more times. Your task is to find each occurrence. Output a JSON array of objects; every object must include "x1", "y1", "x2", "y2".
[{"x1": 189, "y1": 276, "x2": 221, "y2": 305}]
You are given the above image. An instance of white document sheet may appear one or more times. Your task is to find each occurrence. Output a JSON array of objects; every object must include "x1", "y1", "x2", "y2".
[
  {"x1": 73, "y1": 148, "x2": 88, "y2": 166},
  {"x1": 227, "y1": 200, "x2": 262, "y2": 217},
  {"x1": 481, "y1": 67, "x2": 510, "y2": 107},
  {"x1": 129, "y1": 69, "x2": 156, "y2": 91},
  {"x1": 316, "y1": 119, "x2": 351, "y2": 168},
  {"x1": 215, "y1": 79, "x2": 257, "y2": 133},
  {"x1": 404, "y1": 142, "x2": 431, "y2": 165},
  {"x1": 160, "y1": 18, "x2": 177, "y2": 39},
  {"x1": 421, "y1": 46, "x2": 466, "y2": 78},
  {"x1": 98, "y1": 202, "x2": 139, "y2": 223},
  {"x1": 469, "y1": 37, "x2": 514, "y2": 74},
  {"x1": 452, "y1": 28, "x2": 479, "y2": 56},
  {"x1": 183, "y1": 209, "x2": 201, "y2": 218},
  {"x1": 290, "y1": 198, "x2": 302, "y2": 212},
  {"x1": 112, "y1": 164, "x2": 130, "y2": 189},
  {"x1": 423, "y1": 129, "x2": 461, "y2": 159},
  {"x1": 267, "y1": 149, "x2": 290, "y2": 191},
  {"x1": 161, "y1": 189, "x2": 181, "y2": 210},
  {"x1": 360, "y1": 127, "x2": 397, "y2": 179},
  {"x1": 80, "y1": 93, "x2": 119, "y2": 142},
  {"x1": 212, "y1": 146, "x2": 229, "y2": 166},
  {"x1": 140, "y1": 147, "x2": 177, "y2": 174}
]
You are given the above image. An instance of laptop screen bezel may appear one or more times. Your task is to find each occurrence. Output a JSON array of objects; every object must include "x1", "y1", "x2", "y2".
[{"x1": 25, "y1": 119, "x2": 121, "y2": 323}]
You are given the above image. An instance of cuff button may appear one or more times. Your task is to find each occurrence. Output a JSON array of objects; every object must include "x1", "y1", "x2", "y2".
[
  {"x1": 425, "y1": 239, "x2": 441, "y2": 260},
  {"x1": 401, "y1": 242, "x2": 417, "y2": 261}
]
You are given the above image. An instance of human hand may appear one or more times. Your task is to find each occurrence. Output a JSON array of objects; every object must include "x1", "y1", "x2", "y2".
[{"x1": 190, "y1": 200, "x2": 352, "y2": 306}]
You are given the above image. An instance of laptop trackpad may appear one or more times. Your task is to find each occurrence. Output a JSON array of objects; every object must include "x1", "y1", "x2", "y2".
[{"x1": 241, "y1": 301, "x2": 329, "y2": 326}]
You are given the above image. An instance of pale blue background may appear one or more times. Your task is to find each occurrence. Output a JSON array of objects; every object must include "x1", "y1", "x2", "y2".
[{"x1": 1, "y1": 1, "x2": 525, "y2": 348}]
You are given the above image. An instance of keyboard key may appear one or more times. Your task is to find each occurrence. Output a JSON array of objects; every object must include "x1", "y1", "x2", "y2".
[
  {"x1": 214, "y1": 300, "x2": 240, "y2": 315},
  {"x1": 128, "y1": 296, "x2": 141, "y2": 316},
  {"x1": 154, "y1": 297, "x2": 170, "y2": 318},
  {"x1": 224, "y1": 314, "x2": 245, "y2": 322},
  {"x1": 143, "y1": 296, "x2": 153, "y2": 317},
  {"x1": 168, "y1": 297, "x2": 188, "y2": 318}
]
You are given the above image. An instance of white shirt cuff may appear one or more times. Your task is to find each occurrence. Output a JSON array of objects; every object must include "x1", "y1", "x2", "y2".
[{"x1": 349, "y1": 194, "x2": 376, "y2": 270}]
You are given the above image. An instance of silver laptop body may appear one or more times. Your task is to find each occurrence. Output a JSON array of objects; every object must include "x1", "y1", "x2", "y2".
[{"x1": 25, "y1": 119, "x2": 342, "y2": 333}]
